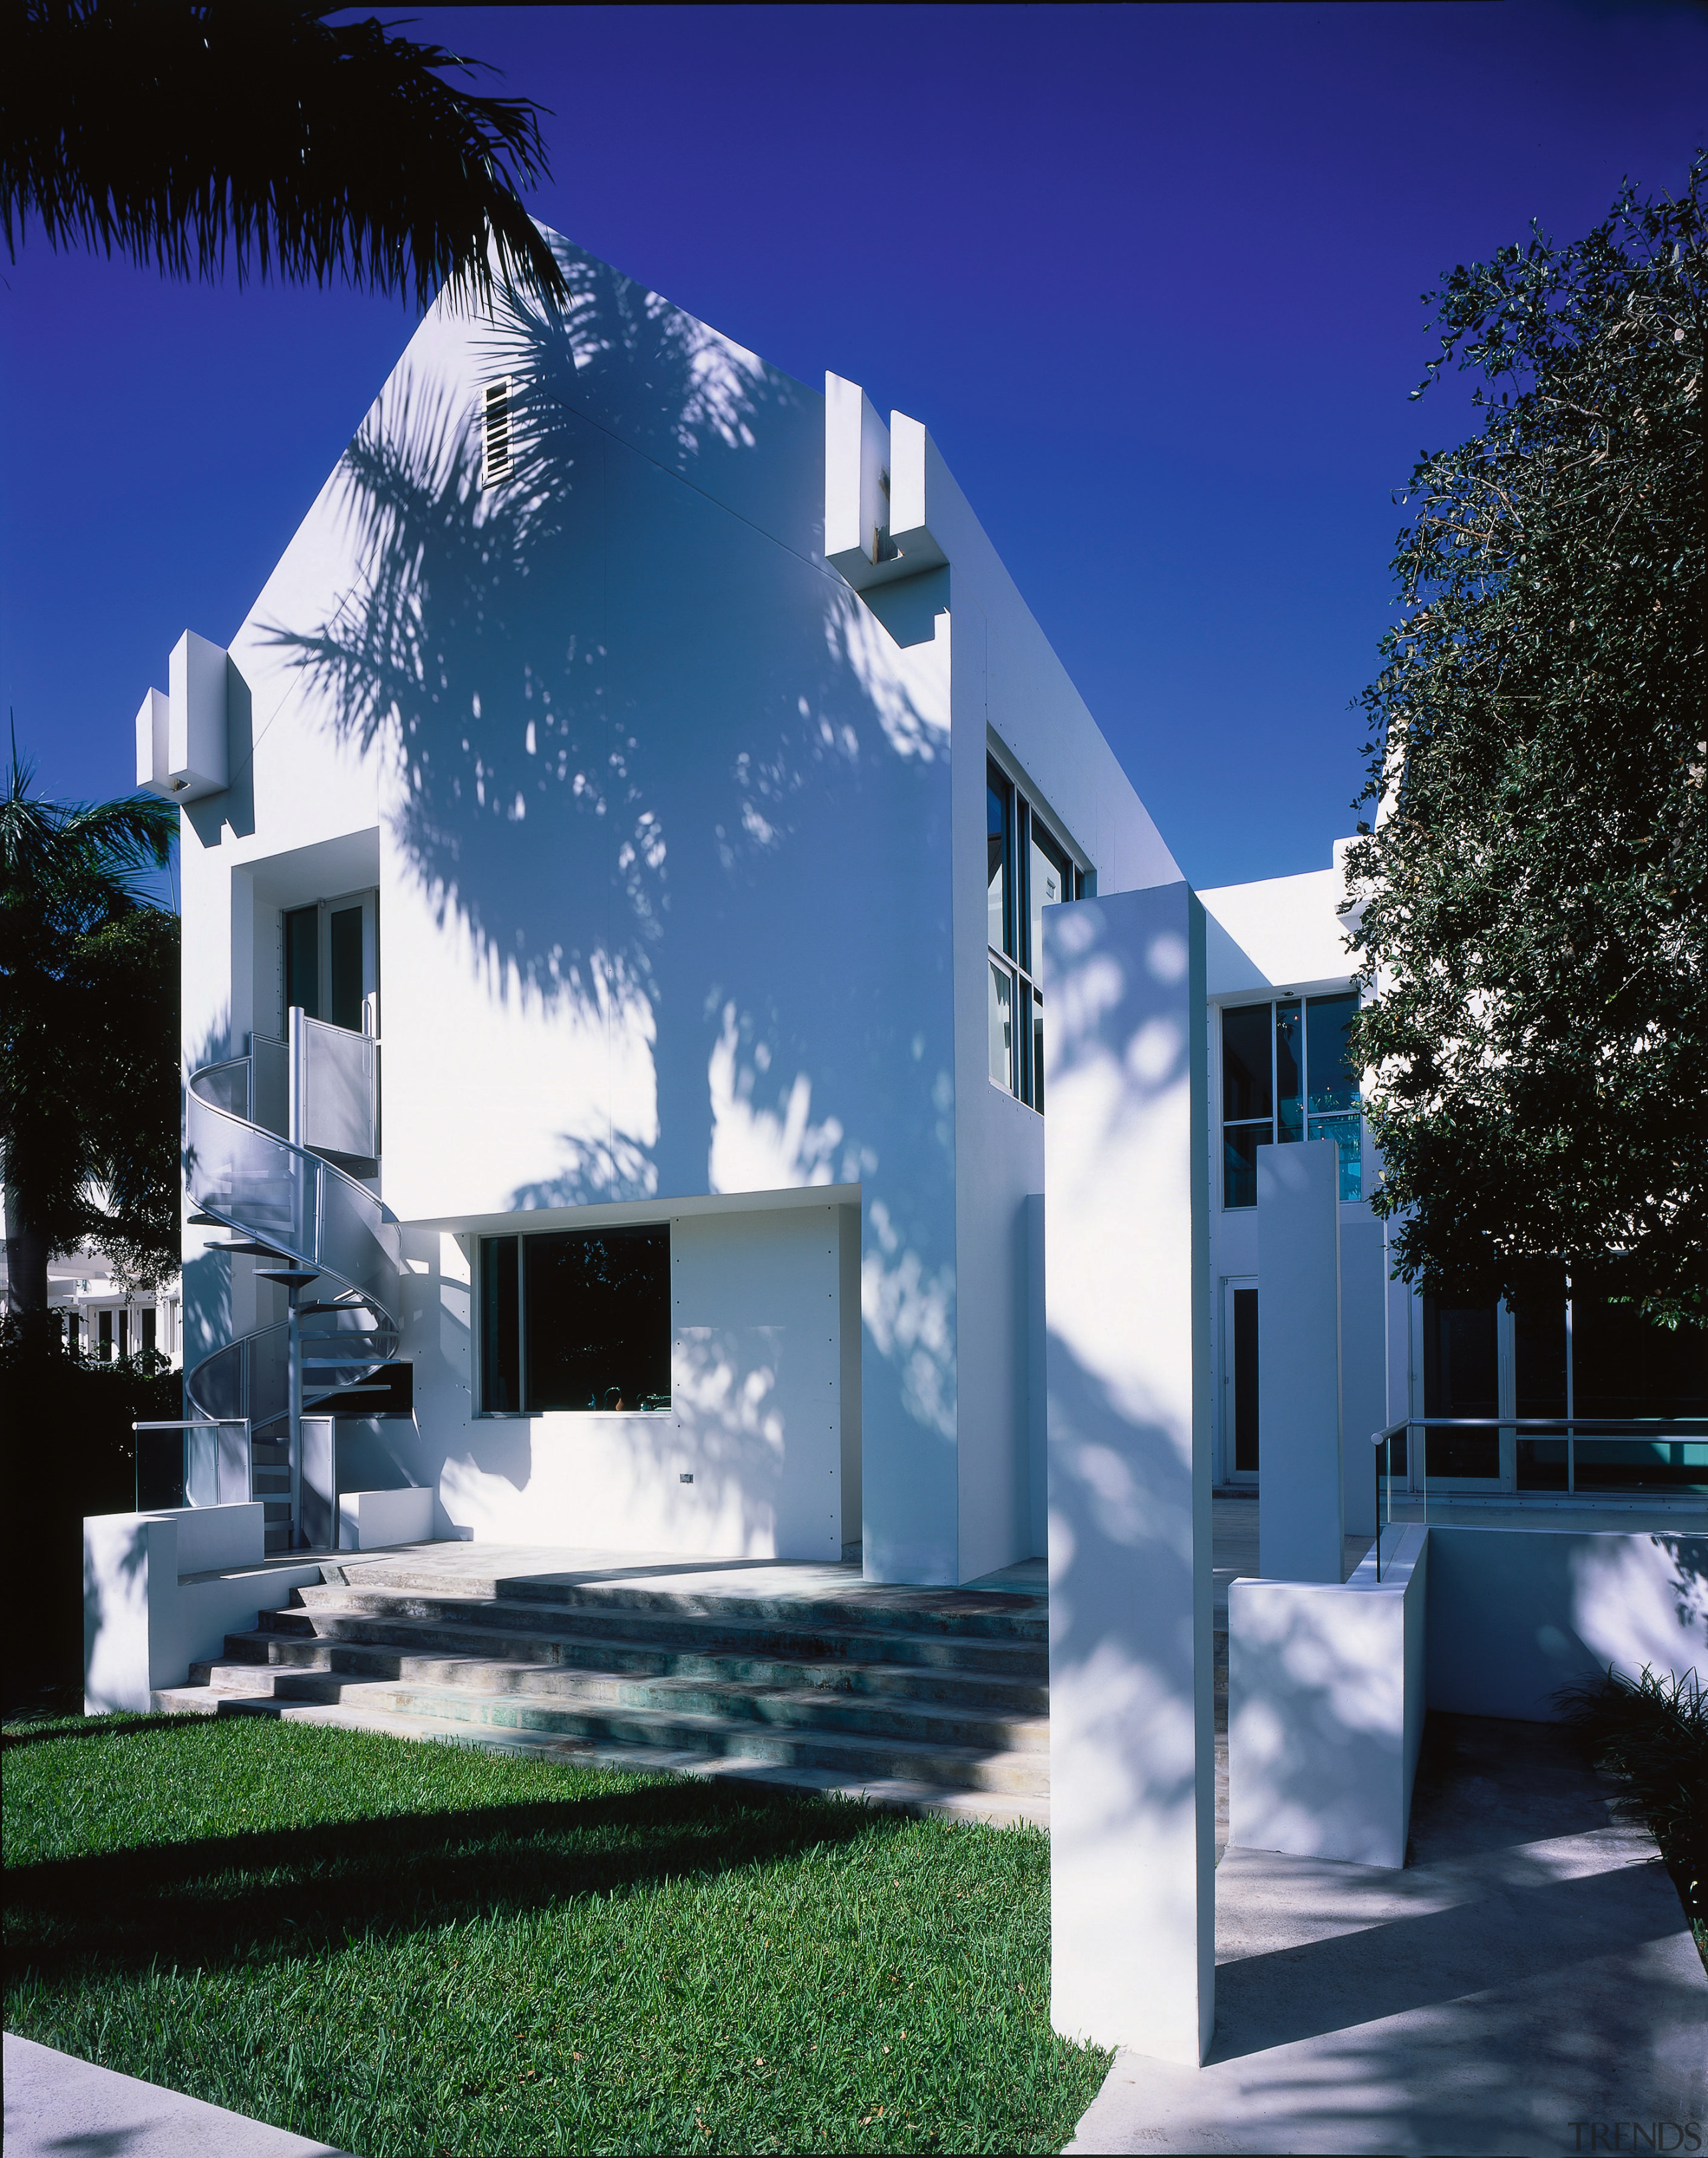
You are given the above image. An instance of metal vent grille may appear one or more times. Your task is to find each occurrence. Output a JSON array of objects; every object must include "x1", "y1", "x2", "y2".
[{"x1": 480, "y1": 378, "x2": 513, "y2": 486}]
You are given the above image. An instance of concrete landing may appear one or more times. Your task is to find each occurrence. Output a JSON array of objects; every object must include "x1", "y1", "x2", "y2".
[
  {"x1": 2, "y1": 2033, "x2": 351, "y2": 2157},
  {"x1": 1069, "y1": 1715, "x2": 1707, "y2": 2157}
]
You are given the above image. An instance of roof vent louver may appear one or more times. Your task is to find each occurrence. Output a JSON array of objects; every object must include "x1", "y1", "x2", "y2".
[{"x1": 480, "y1": 378, "x2": 513, "y2": 487}]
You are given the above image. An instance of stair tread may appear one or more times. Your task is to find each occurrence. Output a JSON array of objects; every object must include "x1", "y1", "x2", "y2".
[
  {"x1": 230, "y1": 1626, "x2": 1044, "y2": 1686},
  {"x1": 191, "y1": 1664, "x2": 1045, "y2": 1754},
  {"x1": 290, "y1": 1584, "x2": 1045, "y2": 1653},
  {"x1": 153, "y1": 1684, "x2": 1047, "y2": 1798},
  {"x1": 148, "y1": 1690, "x2": 1046, "y2": 1828},
  {"x1": 194, "y1": 1652, "x2": 1047, "y2": 1739},
  {"x1": 236, "y1": 1618, "x2": 1042, "y2": 1687}
]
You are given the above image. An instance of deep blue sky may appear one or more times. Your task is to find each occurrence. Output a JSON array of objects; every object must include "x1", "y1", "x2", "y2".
[{"x1": 2, "y1": 1, "x2": 1703, "y2": 891}]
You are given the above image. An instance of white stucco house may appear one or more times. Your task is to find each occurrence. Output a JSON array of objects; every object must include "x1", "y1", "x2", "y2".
[
  {"x1": 98, "y1": 228, "x2": 1708, "y2": 2074},
  {"x1": 137, "y1": 231, "x2": 1703, "y2": 1588}
]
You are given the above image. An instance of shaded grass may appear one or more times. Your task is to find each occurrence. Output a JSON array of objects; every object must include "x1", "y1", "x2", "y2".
[{"x1": 3, "y1": 1712, "x2": 1105, "y2": 2155}]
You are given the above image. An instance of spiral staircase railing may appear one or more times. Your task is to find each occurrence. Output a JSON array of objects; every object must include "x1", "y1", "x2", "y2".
[{"x1": 184, "y1": 1044, "x2": 402, "y2": 1551}]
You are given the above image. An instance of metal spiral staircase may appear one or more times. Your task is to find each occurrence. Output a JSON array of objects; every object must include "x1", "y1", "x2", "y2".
[{"x1": 185, "y1": 1021, "x2": 402, "y2": 1553}]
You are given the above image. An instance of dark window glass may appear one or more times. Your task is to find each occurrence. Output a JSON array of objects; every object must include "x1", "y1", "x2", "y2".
[
  {"x1": 97, "y1": 1309, "x2": 113, "y2": 1362},
  {"x1": 1571, "y1": 1289, "x2": 1708, "y2": 1491},
  {"x1": 1305, "y1": 994, "x2": 1359, "y2": 1116},
  {"x1": 987, "y1": 772, "x2": 1012, "y2": 957},
  {"x1": 119, "y1": 1309, "x2": 130, "y2": 1359},
  {"x1": 1222, "y1": 1005, "x2": 1272, "y2": 1122},
  {"x1": 285, "y1": 905, "x2": 319, "y2": 1018},
  {"x1": 1572, "y1": 1292, "x2": 1708, "y2": 1424},
  {"x1": 1274, "y1": 1001, "x2": 1303, "y2": 1142},
  {"x1": 480, "y1": 1235, "x2": 520, "y2": 1411},
  {"x1": 524, "y1": 1226, "x2": 671, "y2": 1412},
  {"x1": 1515, "y1": 1269, "x2": 1569, "y2": 1421},
  {"x1": 141, "y1": 1307, "x2": 157, "y2": 1357},
  {"x1": 1232, "y1": 1287, "x2": 1260, "y2": 1472},
  {"x1": 1514, "y1": 1265, "x2": 1569, "y2": 1489},
  {"x1": 1224, "y1": 1124, "x2": 1265, "y2": 1209},
  {"x1": 330, "y1": 906, "x2": 364, "y2": 1032},
  {"x1": 1422, "y1": 1294, "x2": 1499, "y2": 1477}
]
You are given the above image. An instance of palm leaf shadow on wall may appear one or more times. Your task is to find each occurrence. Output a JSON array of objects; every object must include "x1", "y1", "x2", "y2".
[{"x1": 264, "y1": 245, "x2": 952, "y2": 1215}]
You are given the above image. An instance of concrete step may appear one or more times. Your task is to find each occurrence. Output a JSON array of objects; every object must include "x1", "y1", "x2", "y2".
[
  {"x1": 312, "y1": 1564, "x2": 1047, "y2": 1643},
  {"x1": 197, "y1": 1641, "x2": 1049, "y2": 1752},
  {"x1": 284, "y1": 1585, "x2": 1046, "y2": 1677},
  {"x1": 157, "y1": 1672, "x2": 1048, "y2": 1794},
  {"x1": 232, "y1": 1612, "x2": 1048, "y2": 1711},
  {"x1": 146, "y1": 1686, "x2": 1047, "y2": 1829}
]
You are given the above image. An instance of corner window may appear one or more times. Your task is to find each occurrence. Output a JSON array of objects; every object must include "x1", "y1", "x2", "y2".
[
  {"x1": 478, "y1": 1225, "x2": 671, "y2": 1413},
  {"x1": 1220, "y1": 993, "x2": 1363, "y2": 1204},
  {"x1": 987, "y1": 759, "x2": 1082, "y2": 1112}
]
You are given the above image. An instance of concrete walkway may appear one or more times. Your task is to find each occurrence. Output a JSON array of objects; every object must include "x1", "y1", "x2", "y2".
[
  {"x1": 2, "y1": 2033, "x2": 352, "y2": 2157},
  {"x1": 1070, "y1": 1714, "x2": 1707, "y2": 2157}
]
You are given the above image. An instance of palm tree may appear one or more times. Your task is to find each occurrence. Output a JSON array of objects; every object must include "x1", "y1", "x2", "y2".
[
  {"x1": 1, "y1": 741, "x2": 179, "y2": 1335},
  {"x1": 1, "y1": 1, "x2": 568, "y2": 313}
]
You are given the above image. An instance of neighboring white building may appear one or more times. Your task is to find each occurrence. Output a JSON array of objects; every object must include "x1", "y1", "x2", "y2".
[
  {"x1": 0, "y1": 1230, "x2": 181, "y2": 1368},
  {"x1": 145, "y1": 233, "x2": 1703, "y2": 1582}
]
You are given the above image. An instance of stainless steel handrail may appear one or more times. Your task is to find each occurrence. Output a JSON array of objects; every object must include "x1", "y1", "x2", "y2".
[
  {"x1": 183, "y1": 1047, "x2": 401, "y2": 1547},
  {"x1": 1369, "y1": 1415, "x2": 1707, "y2": 1577},
  {"x1": 130, "y1": 1417, "x2": 250, "y2": 1511}
]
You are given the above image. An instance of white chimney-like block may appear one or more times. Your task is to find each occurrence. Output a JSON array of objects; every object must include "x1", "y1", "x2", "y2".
[
  {"x1": 134, "y1": 687, "x2": 169, "y2": 796},
  {"x1": 163, "y1": 630, "x2": 230, "y2": 800},
  {"x1": 825, "y1": 372, "x2": 890, "y2": 585},
  {"x1": 887, "y1": 410, "x2": 947, "y2": 577},
  {"x1": 824, "y1": 375, "x2": 948, "y2": 594}
]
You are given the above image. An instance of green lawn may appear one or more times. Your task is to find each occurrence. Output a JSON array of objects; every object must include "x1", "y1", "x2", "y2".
[{"x1": 3, "y1": 1712, "x2": 1107, "y2": 2155}]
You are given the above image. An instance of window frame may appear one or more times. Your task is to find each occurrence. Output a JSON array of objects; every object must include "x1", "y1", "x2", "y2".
[
  {"x1": 1218, "y1": 992, "x2": 1365, "y2": 1207},
  {"x1": 475, "y1": 1222, "x2": 673, "y2": 1417},
  {"x1": 986, "y1": 755, "x2": 1087, "y2": 1114}
]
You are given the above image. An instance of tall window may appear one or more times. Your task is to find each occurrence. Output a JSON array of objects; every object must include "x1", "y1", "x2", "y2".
[
  {"x1": 480, "y1": 1225, "x2": 671, "y2": 1413},
  {"x1": 987, "y1": 760, "x2": 1082, "y2": 1112},
  {"x1": 1220, "y1": 994, "x2": 1363, "y2": 1205}
]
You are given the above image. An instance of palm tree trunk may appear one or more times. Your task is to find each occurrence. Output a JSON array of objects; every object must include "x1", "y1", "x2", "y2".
[{"x1": 3, "y1": 1181, "x2": 51, "y2": 1323}]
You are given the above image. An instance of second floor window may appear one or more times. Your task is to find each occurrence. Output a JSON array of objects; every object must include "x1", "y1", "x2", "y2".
[
  {"x1": 987, "y1": 760, "x2": 1082, "y2": 1112},
  {"x1": 1221, "y1": 993, "x2": 1362, "y2": 1206}
]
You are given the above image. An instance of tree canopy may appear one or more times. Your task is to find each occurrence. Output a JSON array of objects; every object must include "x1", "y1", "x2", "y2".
[
  {"x1": 1345, "y1": 158, "x2": 1707, "y2": 1330},
  {"x1": 1, "y1": 751, "x2": 179, "y2": 1323},
  {"x1": 1, "y1": 0, "x2": 567, "y2": 312}
]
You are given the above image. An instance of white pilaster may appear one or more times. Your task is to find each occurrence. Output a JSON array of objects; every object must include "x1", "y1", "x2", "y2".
[
  {"x1": 1043, "y1": 881, "x2": 1214, "y2": 2067},
  {"x1": 1257, "y1": 1138, "x2": 1343, "y2": 1581}
]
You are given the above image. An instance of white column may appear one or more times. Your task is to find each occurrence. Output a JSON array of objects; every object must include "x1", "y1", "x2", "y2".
[
  {"x1": 1257, "y1": 1138, "x2": 1343, "y2": 1581},
  {"x1": 1043, "y1": 881, "x2": 1214, "y2": 2067}
]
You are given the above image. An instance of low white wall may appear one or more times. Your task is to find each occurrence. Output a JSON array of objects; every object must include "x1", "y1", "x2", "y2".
[
  {"x1": 84, "y1": 1506, "x2": 324, "y2": 1714},
  {"x1": 1229, "y1": 1523, "x2": 1428, "y2": 1870},
  {"x1": 338, "y1": 1486, "x2": 436, "y2": 1551},
  {"x1": 1426, "y1": 1525, "x2": 1708, "y2": 1720}
]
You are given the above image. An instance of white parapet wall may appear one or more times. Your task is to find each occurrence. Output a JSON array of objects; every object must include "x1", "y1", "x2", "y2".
[
  {"x1": 1426, "y1": 1525, "x2": 1708, "y2": 1720},
  {"x1": 84, "y1": 1505, "x2": 325, "y2": 1714},
  {"x1": 1228, "y1": 1523, "x2": 1428, "y2": 1870},
  {"x1": 338, "y1": 1486, "x2": 437, "y2": 1551}
]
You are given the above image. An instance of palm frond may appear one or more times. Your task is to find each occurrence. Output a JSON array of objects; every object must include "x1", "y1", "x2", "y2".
[{"x1": 1, "y1": 1, "x2": 568, "y2": 314}]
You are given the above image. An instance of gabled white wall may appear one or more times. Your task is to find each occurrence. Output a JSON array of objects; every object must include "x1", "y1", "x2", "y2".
[{"x1": 171, "y1": 234, "x2": 1178, "y2": 1583}]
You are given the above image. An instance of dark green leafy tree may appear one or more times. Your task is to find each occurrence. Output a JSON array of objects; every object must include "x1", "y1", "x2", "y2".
[
  {"x1": 1, "y1": 748, "x2": 179, "y2": 1335},
  {"x1": 1, "y1": 0, "x2": 567, "y2": 312},
  {"x1": 1345, "y1": 160, "x2": 1707, "y2": 1329}
]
